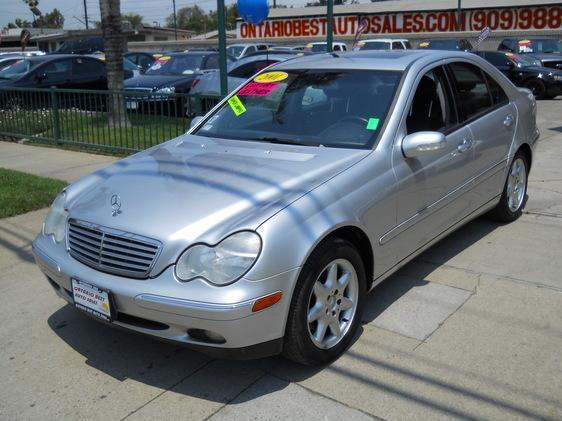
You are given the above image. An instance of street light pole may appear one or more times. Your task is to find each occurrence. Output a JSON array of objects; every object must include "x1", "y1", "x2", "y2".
[
  {"x1": 217, "y1": 0, "x2": 228, "y2": 97},
  {"x1": 83, "y1": 0, "x2": 89, "y2": 29},
  {"x1": 326, "y1": 0, "x2": 333, "y2": 52},
  {"x1": 172, "y1": 0, "x2": 178, "y2": 40}
]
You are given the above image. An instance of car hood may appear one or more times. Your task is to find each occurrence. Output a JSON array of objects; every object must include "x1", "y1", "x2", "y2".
[
  {"x1": 66, "y1": 135, "x2": 369, "y2": 273},
  {"x1": 124, "y1": 74, "x2": 196, "y2": 89}
]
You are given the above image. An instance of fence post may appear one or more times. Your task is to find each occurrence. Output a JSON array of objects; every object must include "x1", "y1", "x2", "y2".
[{"x1": 50, "y1": 87, "x2": 61, "y2": 143}]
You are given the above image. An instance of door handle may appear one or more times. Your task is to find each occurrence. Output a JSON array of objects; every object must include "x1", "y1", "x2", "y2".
[
  {"x1": 503, "y1": 114, "x2": 514, "y2": 127},
  {"x1": 457, "y1": 138, "x2": 473, "y2": 153}
]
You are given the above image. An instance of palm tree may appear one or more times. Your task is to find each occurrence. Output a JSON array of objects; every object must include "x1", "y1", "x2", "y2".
[{"x1": 99, "y1": 0, "x2": 128, "y2": 127}]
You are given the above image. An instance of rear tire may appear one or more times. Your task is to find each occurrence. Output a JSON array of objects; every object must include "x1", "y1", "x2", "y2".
[
  {"x1": 488, "y1": 151, "x2": 528, "y2": 222},
  {"x1": 283, "y1": 238, "x2": 366, "y2": 366}
]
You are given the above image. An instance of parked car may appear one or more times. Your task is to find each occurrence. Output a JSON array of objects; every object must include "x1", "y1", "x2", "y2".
[
  {"x1": 270, "y1": 45, "x2": 306, "y2": 51},
  {"x1": 124, "y1": 52, "x2": 236, "y2": 114},
  {"x1": 124, "y1": 52, "x2": 157, "y2": 72},
  {"x1": 89, "y1": 53, "x2": 138, "y2": 78},
  {"x1": 0, "y1": 54, "x2": 110, "y2": 90},
  {"x1": 497, "y1": 38, "x2": 562, "y2": 70},
  {"x1": 476, "y1": 51, "x2": 562, "y2": 99},
  {"x1": 418, "y1": 39, "x2": 473, "y2": 51},
  {"x1": 33, "y1": 50, "x2": 538, "y2": 365},
  {"x1": 53, "y1": 37, "x2": 105, "y2": 54},
  {"x1": 353, "y1": 38, "x2": 412, "y2": 51},
  {"x1": 226, "y1": 43, "x2": 273, "y2": 59},
  {"x1": 304, "y1": 42, "x2": 348, "y2": 52},
  {"x1": 190, "y1": 52, "x2": 304, "y2": 96}
]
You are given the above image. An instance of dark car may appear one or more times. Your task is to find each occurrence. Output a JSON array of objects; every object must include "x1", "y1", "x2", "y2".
[
  {"x1": 0, "y1": 54, "x2": 117, "y2": 90},
  {"x1": 476, "y1": 51, "x2": 562, "y2": 99},
  {"x1": 497, "y1": 38, "x2": 562, "y2": 70},
  {"x1": 418, "y1": 39, "x2": 473, "y2": 51},
  {"x1": 53, "y1": 37, "x2": 105, "y2": 54},
  {"x1": 124, "y1": 52, "x2": 235, "y2": 115},
  {"x1": 124, "y1": 52, "x2": 157, "y2": 72}
]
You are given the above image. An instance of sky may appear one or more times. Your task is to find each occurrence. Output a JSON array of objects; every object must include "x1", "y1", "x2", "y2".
[{"x1": 0, "y1": 0, "x2": 319, "y2": 30}]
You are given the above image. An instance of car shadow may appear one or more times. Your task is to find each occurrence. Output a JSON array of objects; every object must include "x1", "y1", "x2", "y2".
[{"x1": 47, "y1": 215, "x2": 505, "y2": 411}]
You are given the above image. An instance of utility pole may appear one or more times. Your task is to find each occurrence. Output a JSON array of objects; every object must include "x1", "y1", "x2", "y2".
[
  {"x1": 83, "y1": 0, "x2": 89, "y2": 29},
  {"x1": 456, "y1": 0, "x2": 461, "y2": 31},
  {"x1": 326, "y1": 0, "x2": 333, "y2": 52},
  {"x1": 172, "y1": 0, "x2": 178, "y2": 40},
  {"x1": 273, "y1": 0, "x2": 276, "y2": 8},
  {"x1": 217, "y1": 0, "x2": 227, "y2": 97}
]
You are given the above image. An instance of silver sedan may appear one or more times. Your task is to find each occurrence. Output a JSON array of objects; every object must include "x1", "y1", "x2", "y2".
[{"x1": 33, "y1": 50, "x2": 539, "y2": 365}]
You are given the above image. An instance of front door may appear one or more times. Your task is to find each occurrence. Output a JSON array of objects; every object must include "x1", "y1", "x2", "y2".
[{"x1": 384, "y1": 65, "x2": 476, "y2": 265}]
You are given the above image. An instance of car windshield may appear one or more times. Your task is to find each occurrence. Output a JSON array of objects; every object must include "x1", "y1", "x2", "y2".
[
  {"x1": 361, "y1": 42, "x2": 390, "y2": 50},
  {"x1": 195, "y1": 69, "x2": 402, "y2": 149},
  {"x1": 0, "y1": 59, "x2": 35, "y2": 79},
  {"x1": 227, "y1": 46, "x2": 245, "y2": 57},
  {"x1": 517, "y1": 39, "x2": 562, "y2": 54},
  {"x1": 145, "y1": 55, "x2": 204, "y2": 75}
]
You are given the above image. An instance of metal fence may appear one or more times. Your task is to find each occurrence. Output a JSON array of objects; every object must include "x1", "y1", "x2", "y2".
[{"x1": 0, "y1": 87, "x2": 221, "y2": 154}]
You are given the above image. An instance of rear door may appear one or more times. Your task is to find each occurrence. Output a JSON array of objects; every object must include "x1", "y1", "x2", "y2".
[
  {"x1": 70, "y1": 57, "x2": 107, "y2": 90},
  {"x1": 447, "y1": 61, "x2": 515, "y2": 203}
]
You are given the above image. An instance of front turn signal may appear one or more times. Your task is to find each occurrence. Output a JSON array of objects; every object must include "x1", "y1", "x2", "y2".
[{"x1": 252, "y1": 291, "x2": 283, "y2": 312}]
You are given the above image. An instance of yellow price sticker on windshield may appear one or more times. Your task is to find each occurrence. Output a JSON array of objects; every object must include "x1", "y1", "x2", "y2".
[
  {"x1": 419, "y1": 42, "x2": 429, "y2": 47},
  {"x1": 160, "y1": 56, "x2": 171, "y2": 60},
  {"x1": 254, "y1": 71, "x2": 288, "y2": 83},
  {"x1": 227, "y1": 95, "x2": 246, "y2": 116}
]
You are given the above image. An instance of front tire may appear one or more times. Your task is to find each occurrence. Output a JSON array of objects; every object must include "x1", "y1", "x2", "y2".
[
  {"x1": 488, "y1": 151, "x2": 528, "y2": 222},
  {"x1": 524, "y1": 79, "x2": 547, "y2": 100},
  {"x1": 283, "y1": 238, "x2": 366, "y2": 366}
]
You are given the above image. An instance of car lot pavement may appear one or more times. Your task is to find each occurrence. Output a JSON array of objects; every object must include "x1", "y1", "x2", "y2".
[{"x1": 0, "y1": 100, "x2": 561, "y2": 420}]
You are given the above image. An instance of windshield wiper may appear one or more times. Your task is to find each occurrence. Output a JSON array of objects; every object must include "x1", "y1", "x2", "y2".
[{"x1": 248, "y1": 137, "x2": 318, "y2": 146}]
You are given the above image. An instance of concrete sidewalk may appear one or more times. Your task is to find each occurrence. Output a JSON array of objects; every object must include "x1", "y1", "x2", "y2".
[{"x1": 1, "y1": 101, "x2": 561, "y2": 420}]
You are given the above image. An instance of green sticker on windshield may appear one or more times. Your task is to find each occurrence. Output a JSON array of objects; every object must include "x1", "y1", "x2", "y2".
[
  {"x1": 227, "y1": 95, "x2": 246, "y2": 116},
  {"x1": 366, "y1": 118, "x2": 380, "y2": 131}
]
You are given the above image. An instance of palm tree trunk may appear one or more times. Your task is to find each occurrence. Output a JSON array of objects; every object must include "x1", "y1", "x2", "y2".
[{"x1": 99, "y1": 0, "x2": 128, "y2": 127}]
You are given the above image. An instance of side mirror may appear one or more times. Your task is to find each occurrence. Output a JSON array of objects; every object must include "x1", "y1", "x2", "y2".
[
  {"x1": 402, "y1": 131, "x2": 447, "y2": 158},
  {"x1": 190, "y1": 116, "x2": 203, "y2": 129}
]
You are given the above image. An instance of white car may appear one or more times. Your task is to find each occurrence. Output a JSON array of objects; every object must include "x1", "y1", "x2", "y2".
[
  {"x1": 353, "y1": 39, "x2": 412, "y2": 51},
  {"x1": 226, "y1": 43, "x2": 274, "y2": 59},
  {"x1": 304, "y1": 42, "x2": 348, "y2": 53}
]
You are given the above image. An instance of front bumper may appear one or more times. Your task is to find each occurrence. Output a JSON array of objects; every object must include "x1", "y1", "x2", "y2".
[{"x1": 33, "y1": 235, "x2": 299, "y2": 359}]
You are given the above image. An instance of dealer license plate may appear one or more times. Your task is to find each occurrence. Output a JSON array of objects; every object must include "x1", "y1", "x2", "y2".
[{"x1": 72, "y1": 279, "x2": 112, "y2": 322}]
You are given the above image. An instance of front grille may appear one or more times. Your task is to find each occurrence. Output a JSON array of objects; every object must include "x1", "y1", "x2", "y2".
[
  {"x1": 67, "y1": 219, "x2": 161, "y2": 279},
  {"x1": 541, "y1": 60, "x2": 562, "y2": 70}
]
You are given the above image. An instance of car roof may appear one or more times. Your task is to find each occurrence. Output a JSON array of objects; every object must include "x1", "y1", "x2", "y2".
[
  {"x1": 272, "y1": 50, "x2": 477, "y2": 72},
  {"x1": 361, "y1": 39, "x2": 409, "y2": 43},
  {"x1": 25, "y1": 54, "x2": 95, "y2": 63}
]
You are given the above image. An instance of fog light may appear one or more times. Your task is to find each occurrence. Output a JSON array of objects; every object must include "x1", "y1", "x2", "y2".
[
  {"x1": 252, "y1": 291, "x2": 283, "y2": 312},
  {"x1": 187, "y1": 328, "x2": 226, "y2": 344}
]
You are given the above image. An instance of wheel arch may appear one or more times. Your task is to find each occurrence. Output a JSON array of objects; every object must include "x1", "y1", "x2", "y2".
[{"x1": 517, "y1": 143, "x2": 533, "y2": 171}]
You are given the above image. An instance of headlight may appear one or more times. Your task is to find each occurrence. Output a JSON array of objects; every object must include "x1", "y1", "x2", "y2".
[
  {"x1": 553, "y1": 75, "x2": 562, "y2": 81},
  {"x1": 175, "y1": 231, "x2": 261, "y2": 285},
  {"x1": 156, "y1": 86, "x2": 175, "y2": 94},
  {"x1": 43, "y1": 192, "x2": 68, "y2": 243}
]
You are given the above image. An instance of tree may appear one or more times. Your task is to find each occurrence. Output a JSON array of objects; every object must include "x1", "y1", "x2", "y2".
[
  {"x1": 35, "y1": 8, "x2": 65, "y2": 28},
  {"x1": 99, "y1": 0, "x2": 128, "y2": 127},
  {"x1": 6, "y1": 18, "x2": 33, "y2": 28},
  {"x1": 122, "y1": 13, "x2": 143, "y2": 28},
  {"x1": 166, "y1": 5, "x2": 207, "y2": 33}
]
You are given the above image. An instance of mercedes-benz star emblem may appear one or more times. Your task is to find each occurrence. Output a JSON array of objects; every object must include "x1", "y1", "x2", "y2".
[{"x1": 110, "y1": 194, "x2": 122, "y2": 216}]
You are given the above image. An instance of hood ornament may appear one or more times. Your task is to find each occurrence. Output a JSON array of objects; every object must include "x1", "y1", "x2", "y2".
[{"x1": 110, "y1": 194, "x2": 122, "y2": 217}]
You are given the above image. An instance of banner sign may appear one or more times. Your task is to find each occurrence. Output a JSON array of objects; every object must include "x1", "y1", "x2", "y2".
[{"x1": 237, "y1": 5, "x2": 562, "y2": 39}]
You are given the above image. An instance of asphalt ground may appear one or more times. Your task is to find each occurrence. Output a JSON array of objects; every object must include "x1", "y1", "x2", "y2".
[{"x1": 0, "y1": 99, "x2": 561, "y2": 420}]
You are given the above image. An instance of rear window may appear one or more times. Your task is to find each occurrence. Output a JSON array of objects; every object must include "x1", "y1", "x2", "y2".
[
  {"x1": 146, "y1": 55, "x2": 204, "y2": 75},
  {"x1": 449, "y1": 62, "x2": 493, "y2": 119},
  {"x1": 195, "y1": 69, "x2": 402, "y2": 149}
]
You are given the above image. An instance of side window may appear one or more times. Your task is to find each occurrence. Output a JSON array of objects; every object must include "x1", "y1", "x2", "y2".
[
  {"x1": 204, "y1": 55, "x2": 219, "y2": 69},
  {"x1": 406, "y1": 66, "x2": 457, "y2": 134},
  {"x1": 41, "y1": 60, "x2": 72, "y2": 79},
  {"x1": 448, "y1": 62, "x2": 492, "y2": 120},
  {"x1": 392, "y1": 41, "x2": 404, "y2": 50},
  {"x1": 138, "y1": 55, "x2": 155, "y2": 69},
  {"x1": 256, "y1": 45, "x2": 267, "y2": 51},
  {"x1": 484, "y1": 72, "x2": 509, "y2": 106},
  {"x1": 404, "y1": 41, "x2": 412, "y2": 49},
  {"x1": 73, "y1": 58, "x2": 104, "y2": 76}
]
